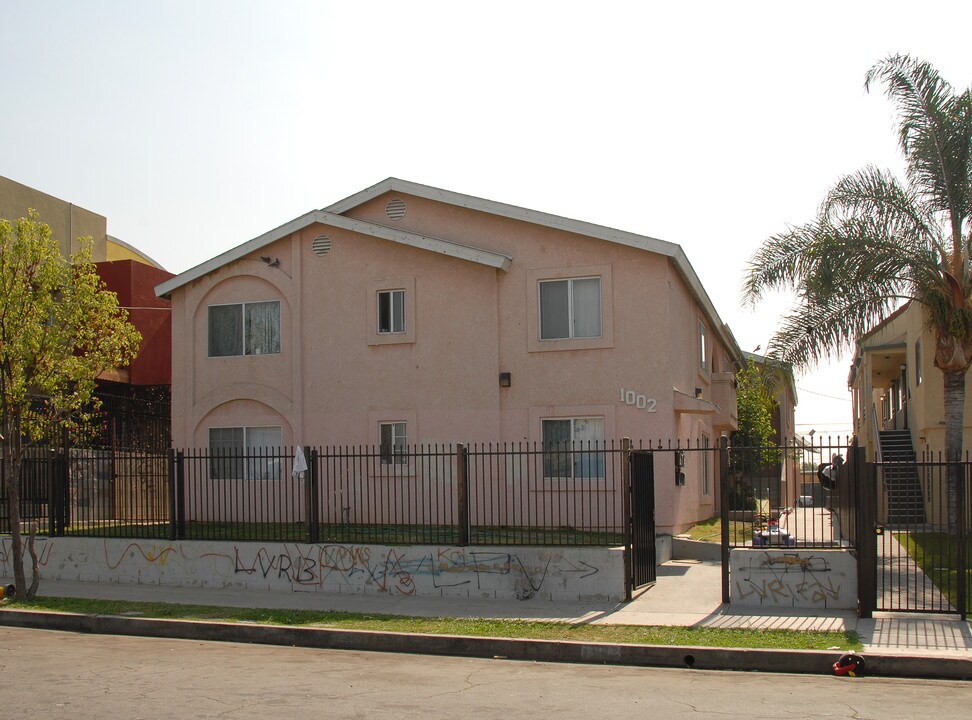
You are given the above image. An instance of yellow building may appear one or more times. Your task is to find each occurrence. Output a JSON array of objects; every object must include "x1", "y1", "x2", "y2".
[
  {"x1": 847, "y1": 302, "x2": 962, "y2": 459},
  {"x1": 847, "y1": 302, "x2": 971, "y2": 525},
  {"x1": 0, "y1": 175, "x2": 161, "y2": 268}
]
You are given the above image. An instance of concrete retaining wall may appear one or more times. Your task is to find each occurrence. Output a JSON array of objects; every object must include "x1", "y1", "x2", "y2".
[
  {"x1": 0, "y1": 536, "x2": 624, "y2": 603},
  {"x1": 730, "y1": 548, "x2": 857, "y2": 610}
]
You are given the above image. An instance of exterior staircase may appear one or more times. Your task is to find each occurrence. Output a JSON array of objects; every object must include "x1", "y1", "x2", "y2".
[{"x1": 878, "y1": 430, "x2": 926, "y2": 525}]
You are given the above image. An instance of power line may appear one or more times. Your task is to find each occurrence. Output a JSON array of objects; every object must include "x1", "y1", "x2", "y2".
[{"x1": 796, "y1": 386, "x2": 852, "y2": 402}]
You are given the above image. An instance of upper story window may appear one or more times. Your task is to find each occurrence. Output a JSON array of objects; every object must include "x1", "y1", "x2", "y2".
[
  {"x1": 539, "y1": 277, "x2": 601, "y2": 340},
  {"x1": 209, "y1": 425, "x2": 282, "y2": 480},
  {"x1": 698, "y1": 320, "x2": 708, "y2": 372},
  {"x1": 377, "y1": 289, "x2": 406, "y2": 334},
  {"x1": 208, "y1": 301, "x2": 280, "y2": 357}
]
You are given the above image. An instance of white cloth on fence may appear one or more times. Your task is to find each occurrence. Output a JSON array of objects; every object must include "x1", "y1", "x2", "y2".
[{"x1": 292, "y1": 446, "x2": 308, "y2": 479}]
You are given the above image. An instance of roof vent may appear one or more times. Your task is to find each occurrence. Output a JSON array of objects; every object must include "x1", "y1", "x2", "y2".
[
  {"x1": 385, "y1": 198, "x2": 406, "y2": 221},
  {"x1": 312, "y1": 234, "x2": 332, "y2": 256}
]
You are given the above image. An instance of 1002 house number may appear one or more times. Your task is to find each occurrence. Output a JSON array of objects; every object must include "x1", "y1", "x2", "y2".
[{"x1": 619, "y1": 387, "x2": 656, "y2": 413}]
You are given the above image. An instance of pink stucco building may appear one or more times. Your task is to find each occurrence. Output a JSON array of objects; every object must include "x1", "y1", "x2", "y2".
[{"x1": 156, "y1": 179, "x2": 742, "y2": 534}]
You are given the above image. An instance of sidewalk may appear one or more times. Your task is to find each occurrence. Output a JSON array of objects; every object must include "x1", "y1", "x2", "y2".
[{"x1": 21, "y1": 559, "x2": 972, "y2": 659}]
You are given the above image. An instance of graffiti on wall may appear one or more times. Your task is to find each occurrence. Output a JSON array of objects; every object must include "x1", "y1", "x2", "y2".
[
  {"x1": 0, "y1": 536, "x2": 54, "y2": 573},
  {"x1": 95, "y1": 540, "x2": 602, "y2": 599},
  {"x1": 733, "y1": 551, "x2": 845, "y2": 606}
]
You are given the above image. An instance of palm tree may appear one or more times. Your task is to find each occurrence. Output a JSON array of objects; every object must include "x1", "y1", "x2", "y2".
[{"x1": 742, "y1": 55, "x2": 972, "y2": 530}]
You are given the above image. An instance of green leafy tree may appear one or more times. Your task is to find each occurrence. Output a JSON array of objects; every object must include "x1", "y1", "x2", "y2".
[
  {"x1": 1, "y1": 211, "x2": 141, "y2": 600},
  {"x1": 743, "y1": 55, "x2": 971, "y2": 530},
  {"x1": 734, "y1": 362, "x2": 777, "y2": 461},
  {"x1": 729, "y1": 362, "x2": 782, "y2": 512}
]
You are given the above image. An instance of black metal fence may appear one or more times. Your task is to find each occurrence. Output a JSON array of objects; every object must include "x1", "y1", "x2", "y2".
[
  {"x1": 870, "y1": 452, "x2": 970, "y2": 616},
  {"x1": 6, "y1": 442, "x2": 629, "y2": 547},
  {"x1": 719, "y1": 436, "x2": 969, "y2": 618},
  {"x1": 722, "y1": 436, "x2": 853, "y2": 549}
]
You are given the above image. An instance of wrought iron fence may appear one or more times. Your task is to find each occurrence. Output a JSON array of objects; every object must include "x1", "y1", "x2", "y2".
[
  {"x1": 871, "y1": 451, "x2": 970, "y2": 615},
  {"x1": 722, "y1": 436, "x2": 854, "y2": 549},
  {"x1": 8, "y1": 442, "x2": 627, "y2": 547}
]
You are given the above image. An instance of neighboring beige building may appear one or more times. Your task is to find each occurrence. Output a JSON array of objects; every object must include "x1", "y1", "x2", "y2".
[
  {"x1": 1, "y1": 176, "x2": 173, "y2": 448},
  {"x1": 848, "y1": 301, "x2": 957, "y2": 458},
  {"x1": 156, "y1": 178, "x2": 744, "y2": 534},
  {"x1": 0, "y1": 175, "x2": 162, "y2": 268}
]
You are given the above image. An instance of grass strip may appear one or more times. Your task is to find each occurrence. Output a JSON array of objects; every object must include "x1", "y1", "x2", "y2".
[
  {"x1": 896, "y1": 531, "x2": 971, "y2": 614},
  {"x1": 3, "y1": 596, "x2": 861, "y2": 651}
]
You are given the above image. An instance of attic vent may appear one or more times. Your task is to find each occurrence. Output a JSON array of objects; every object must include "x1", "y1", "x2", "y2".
[
  {"x1": 312, "y1": 235, "x2": 332, "y2": 256},
  {"x1": 385, "y1": 198, "x2": 407, "y2": 220}
]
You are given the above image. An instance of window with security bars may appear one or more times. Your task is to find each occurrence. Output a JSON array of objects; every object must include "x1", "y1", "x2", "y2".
[
  {"x1": 209, "y1": 426, "x2": 282, "y2": 480},
  {"x1": 541, "y1": 417, "x2": 605, "y2": 479},
  {"x1": 379, "y1": 421, "x2": 408, "y2": 465}
]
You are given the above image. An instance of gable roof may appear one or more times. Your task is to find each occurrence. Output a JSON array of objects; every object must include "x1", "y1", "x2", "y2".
[
  {"x1": 329, "y1": 178, "x2": 741, "y2": 362},
  {"x1": 154, "y1": 178, "x2": 742, "y2": 362},
  {"x1": 155, "y1": 208, "x2": 512, "y2": 298}
]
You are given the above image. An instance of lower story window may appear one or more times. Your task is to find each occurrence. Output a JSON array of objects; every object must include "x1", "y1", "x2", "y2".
[
  {"x1": 209, "y1": 426, "x2": 282, "y2": 480},
  {"x1": 380, "y1": 421, "x2": 408, "y2": 465},
  {"x1": 542, "y1": 417, "x2": 605, "y2": 479}
]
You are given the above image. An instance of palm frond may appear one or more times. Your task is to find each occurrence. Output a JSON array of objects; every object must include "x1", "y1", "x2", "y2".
[
  {"x1": 821, "y1": 166, "x2": 945, "y2": 262},
  {"x1": 766, "y1": 287, "x2": 906, "y2": 368},
  {"x1": 866, "y1": 54, "x2": 971, "y2": 248}
]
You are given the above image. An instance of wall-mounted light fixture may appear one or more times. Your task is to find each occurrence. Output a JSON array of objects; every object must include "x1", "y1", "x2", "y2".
[
  {"x1": 499, "y1": 372, "x2": 511, "y2": 388},
  {"x1": 695, "y1": 387, "x2": 703, "y2": 398}
]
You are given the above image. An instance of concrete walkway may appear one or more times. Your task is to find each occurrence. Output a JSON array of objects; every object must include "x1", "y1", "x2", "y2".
[{"x1": 22, "y1": 559, "x2": 971, "y2": 660}]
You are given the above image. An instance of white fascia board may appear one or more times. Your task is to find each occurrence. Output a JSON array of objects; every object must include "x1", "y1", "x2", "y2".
[
  {"x1": 317, "y1": 212, "x2": 511, "y2": 271},
  {"x1": 330, "y1": 178, "x2": 741, "y2": 361},
  {"x1": 155, "y1": 210, "x2": 321, "y2": 298},
  {"x1": 155, "y1": 209, "x2": 511, "y2": 299}
]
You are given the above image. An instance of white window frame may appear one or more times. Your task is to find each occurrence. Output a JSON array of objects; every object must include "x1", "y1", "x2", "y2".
[
  {"x1": 379, "y1": 421, "x2": 408, "y2": 465},
  {"x1": 377, "y1": 289, "x2": 406, "y2": 335},
  {"x1": 208, "y1": 300, "x2": 281, "y2": 358},
  {"x1": 541, "y1": 416, "x2": 606, "y2": 480},
  {"x1": 699, "y1": 320, "x2": 709, "y2": 372},
  {"x1": 208, "y1": 425, "x2": 282, "y2": 481},
  {"x1": 538, "y1": 276, "x2": 602, "y2": 341}
]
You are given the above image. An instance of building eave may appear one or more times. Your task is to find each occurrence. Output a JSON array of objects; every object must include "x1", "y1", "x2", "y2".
[
  {"x1": 328, "y1": 178, "x2": 743, "y2": 362},
  {"x1": 155, "y1": 209, "x2": 511, "y2": 298}
]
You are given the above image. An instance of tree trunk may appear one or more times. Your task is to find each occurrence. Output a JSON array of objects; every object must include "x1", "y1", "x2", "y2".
[
  {"x1": 943, "y1": 369, "x2": 964, "y2": 533},
  {"x1": 26, "y1": 522, "x2": 40, "y2": 600},
  {"x1": 2, "y1": 442, "x2": 28, "y2": 601}
]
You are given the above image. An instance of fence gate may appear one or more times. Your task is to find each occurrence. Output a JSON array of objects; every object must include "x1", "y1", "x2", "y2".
[
  {"x1": 629, "y1": 449, "x2": 656, "y2": 590},
  {"x1": 870, "y1": 457, "x2": 967, "y2": 618}
]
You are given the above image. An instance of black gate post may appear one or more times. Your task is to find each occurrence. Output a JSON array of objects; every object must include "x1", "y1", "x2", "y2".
[
  {"x1": 456, "y1": 443, "x2": 470, "y2": 546},
  {"x1": 957, "y1": 460, "x2": 967, "y2": 621},
  {"x1": 622, "y1": 437, "x2": 632, "y2": 602},
  {"x1": 167, "y1": 448, "x2": 177, "y2": 541},
  {"x1": 719, "y1": 435, "x2": 730, "y2": 604},
  {"x1": 853, "y1": 440, "x2": 876, "y2": 618},
  {"x1": 305, "y1": 447, "x2": 320, "y2": 545},
  {"x1": 175, "y1": 450, "x2": 186, "y2": 540}
]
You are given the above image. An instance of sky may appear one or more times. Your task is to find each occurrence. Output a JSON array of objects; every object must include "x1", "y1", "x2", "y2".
[{"x1": 2, "y1": 1, "x2": 971, "y2": 439}]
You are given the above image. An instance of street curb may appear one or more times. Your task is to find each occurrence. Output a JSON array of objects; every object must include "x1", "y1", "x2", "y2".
[{"x1": 1, "y1": 609, "x2": 969, "y2": 680}]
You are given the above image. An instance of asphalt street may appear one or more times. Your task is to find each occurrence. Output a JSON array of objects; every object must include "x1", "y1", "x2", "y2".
[{"x1": 1, "y1": 627, "x2": 968, "y2": 719}]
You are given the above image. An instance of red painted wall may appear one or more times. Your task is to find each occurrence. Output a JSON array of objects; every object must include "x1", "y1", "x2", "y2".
[{"x1": 96, "y1": 260, "x2": 174, "y2": 385}]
